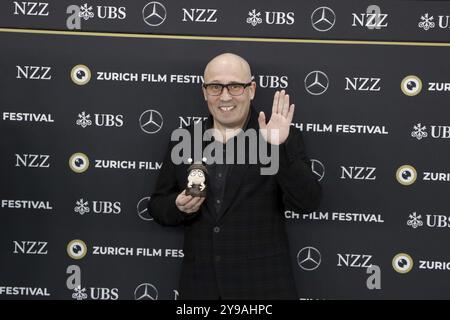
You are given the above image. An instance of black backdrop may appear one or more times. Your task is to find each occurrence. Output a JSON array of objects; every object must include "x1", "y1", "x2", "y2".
[{"x1": 1, "y1": 0, "x2": 449, "y2": 299}]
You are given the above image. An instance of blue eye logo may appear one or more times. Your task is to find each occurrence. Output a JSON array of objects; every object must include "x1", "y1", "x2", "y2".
[
  {"x1": 69, "y1": 153, "x2": 90, "y2": 173},
  {"x1": 396, "y1": 165, "x2": 417, "y2": 186}
]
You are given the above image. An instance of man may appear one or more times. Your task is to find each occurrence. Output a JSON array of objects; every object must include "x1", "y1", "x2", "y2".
[{"x1": 148, "y1": 53, "x2": 321, "y2": 299}]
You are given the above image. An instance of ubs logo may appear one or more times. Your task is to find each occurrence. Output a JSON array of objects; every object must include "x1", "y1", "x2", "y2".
[{"x1": 246, "y1": 9, "x2": 294, "y2": 26}]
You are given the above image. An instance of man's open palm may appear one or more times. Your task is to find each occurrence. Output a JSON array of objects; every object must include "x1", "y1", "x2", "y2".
[{"x1": 258, "y1": 90, "x2": 295, "y2": 145}]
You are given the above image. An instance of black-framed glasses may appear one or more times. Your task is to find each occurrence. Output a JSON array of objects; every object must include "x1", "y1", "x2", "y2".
[{"x1": 203, "y1": 82, "x2": 252, "y2": 96}]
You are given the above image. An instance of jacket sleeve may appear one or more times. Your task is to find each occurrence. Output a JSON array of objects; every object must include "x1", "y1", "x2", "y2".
[
  {"x1": 148, "y1": 140, "x2": 200, "y2": 226},
  {"x1": 275, "y1": 127, "x2": 322, "y2": 213}
]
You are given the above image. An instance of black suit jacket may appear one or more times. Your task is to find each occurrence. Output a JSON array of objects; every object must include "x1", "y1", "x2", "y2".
[{"x1": 148, "y1": 107, "x2": 321, "y2": 299}]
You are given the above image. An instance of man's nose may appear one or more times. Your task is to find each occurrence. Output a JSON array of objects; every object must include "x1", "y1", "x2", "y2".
[{"x1": 220, "y1": 87, "x2": 232, "y2": 101}]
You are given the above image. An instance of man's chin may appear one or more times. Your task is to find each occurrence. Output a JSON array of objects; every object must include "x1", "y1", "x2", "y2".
[{"x1": 217, "y1": 120, "x2": 233, "y2": 128}]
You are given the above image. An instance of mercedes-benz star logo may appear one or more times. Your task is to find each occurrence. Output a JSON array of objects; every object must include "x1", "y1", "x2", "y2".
[
  {"x1": 310, "y1": 159, "x2": 325, "y2": 182},
  {"x1": 311, "y1": 7, "x2": 336, "y2": 32},
  {"x1": 304, "y1": 71, "x2": 329, "y2": 95},
  {"x1": 134, "y1": 283, "x2": 158, "y2": 300},
  {"x1": 142, "y1": 2, "x2": 167, "y2": 27},
  {"x1": 137, "y1": 197, "x2": 153, "y2": 221},
  {"x1": 297, "y1": 246, "x2": 321, "y2": 271},
  {"x1": 140, "y1": 110, "x2": 163, "y2": 134}
]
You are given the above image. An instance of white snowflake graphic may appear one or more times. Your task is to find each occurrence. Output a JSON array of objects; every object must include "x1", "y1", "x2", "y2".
[
  {"x1": 76, "y1": 111, "x2": 92, "y2": 128},
  {"x1": 72, "y1": 286, "x2": 88, "y2": 300},
  {"x1": 407, "y1": 212, "x2": 423, "y2": 229},
  {"x1": 411, "y1": 123, "x2": 428, "y2": 140},
  {"x1": 74, "y1": 198, "x2": 90, "y2": 215},
  {"x1": 246, "y1": 9, "x2": 262, "y2": 27},
  {"x1": 418, "y1": 13, "x2": 435, "y2": 31},
  {"x1": 79, "y1": 3, "x2": 94, "y2": 21}
]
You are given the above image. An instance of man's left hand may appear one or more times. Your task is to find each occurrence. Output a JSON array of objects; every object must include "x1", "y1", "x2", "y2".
[{"x1": 258, "y1": 90, "x2": 295, "y2": 145}]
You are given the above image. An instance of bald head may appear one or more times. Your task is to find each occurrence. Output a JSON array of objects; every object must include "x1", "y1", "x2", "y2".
[
  {"x1": 204, "y1": 53, "x2": 252, "y2": 83},
  {"x1": 201, "y1": 53, "x2": 256, "y2": 132}
]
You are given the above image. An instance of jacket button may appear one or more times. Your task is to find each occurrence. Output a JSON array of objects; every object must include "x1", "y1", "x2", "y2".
[
  {"x1": 215, "y1": 255, "x2": 221, "y2": 262},
  {"x1": 214, "y1": 226, "x2": 220, "y2": 233}
]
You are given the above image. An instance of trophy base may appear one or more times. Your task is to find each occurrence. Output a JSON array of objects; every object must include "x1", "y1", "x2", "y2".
[{"x1": 185, "y1": 186, "x2": 206, "y2": 197}]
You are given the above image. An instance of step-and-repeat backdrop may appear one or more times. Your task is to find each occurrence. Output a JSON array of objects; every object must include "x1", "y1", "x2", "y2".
[{"x1": 1, "y1": 0, "x2": 449, "y2": 299}]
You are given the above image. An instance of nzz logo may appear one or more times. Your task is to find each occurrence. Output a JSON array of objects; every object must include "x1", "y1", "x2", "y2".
[
  {"x1": 182, "y1": 8, "x2": 218, "y2": 22},
  {"x1": 13, "y1": 241, "x2": 48, "y2": 255},
  {"x1": 340, "y1": 166, "x2": 376, "y2": 180},
  {"x1": 352, "y1": 5, "x2": 388, "y2": 29},
  {"x1": 13, "y1": 1, "x2": 49, "y2": 16},
  {"x1": 337, "y1": 254, "x2": 373, "y2": 268},
  {"x1": 16, "y1": 65, "x2": 52, "y2": 80},
  {"x1": 15, "y1": 154, "x2": 50, "y2": 168},
  {"x1": 345, "y1": 77, "x2": 381, "y2": 92}
]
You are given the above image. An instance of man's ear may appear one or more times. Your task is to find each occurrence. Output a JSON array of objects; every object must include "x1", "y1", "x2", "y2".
[
  {"x1": 250, "y1": 81, "x2": 256, "y2": 100},
  {"x1": 202, "y1": 86, "x2": 208, "y2": 101}
]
